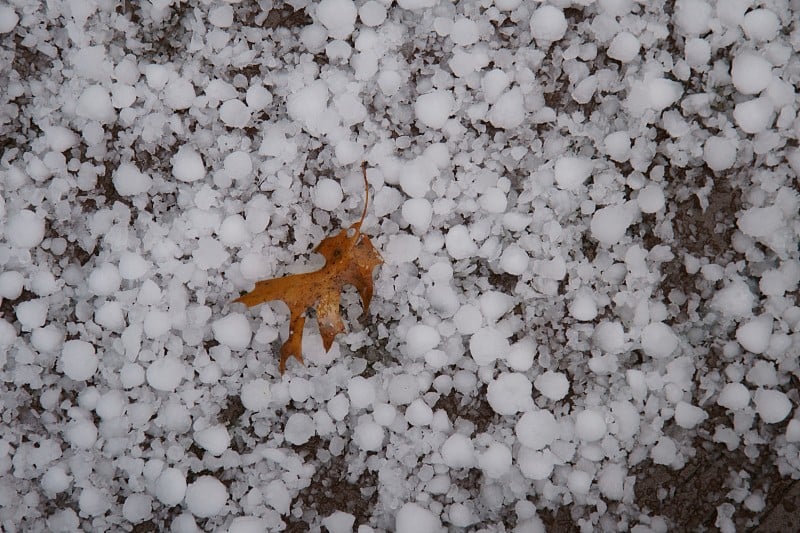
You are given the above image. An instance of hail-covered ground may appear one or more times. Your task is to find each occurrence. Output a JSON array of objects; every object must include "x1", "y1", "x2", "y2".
[{"x1": 1, "y1": 0, "x2": 799, "y2": 531}]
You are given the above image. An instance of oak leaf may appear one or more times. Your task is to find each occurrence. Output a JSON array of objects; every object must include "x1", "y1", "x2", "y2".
[{"x1": 234, "y1": 163, "x2": 382, "y2": 373}]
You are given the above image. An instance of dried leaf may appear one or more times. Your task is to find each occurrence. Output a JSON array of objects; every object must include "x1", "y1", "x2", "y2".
[{"x1": 234, "y1": 163, "x2": 382, "y2": 373}]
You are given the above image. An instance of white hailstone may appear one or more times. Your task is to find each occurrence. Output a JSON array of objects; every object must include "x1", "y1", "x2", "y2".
[
  {"x1": 79, "y1": 486, "x2": 111, "y2": 517},
  {"x1": 735, "y1": 316, "x2": 773, "y2": 354},
  {"x1": 284, "y1": 413, "x2": 315, "y2": 445},
  {"x1": 610, "y1": 400, "x2": 641, "y2": 441},
  {"x1": 123, "y1": 494, "x2": 153, "y2": 523},
  {"x1": 220, "y1": 99, "x2": 251, "y2": 128},
  {"x1": 451, "y1": 18, "x2": 479, "y2": 46},
  {"x1": 640, "y1": 322, "x2": 678, "y2": 358},
  {"x1": 445, "y1": 225, "x2": 478, "y2": 260},
  {"x1": 229, "y1": 517, "x2": 269, "y2": 533},
  {"x1": 711, "y1": 279, "x2": 755, "y2": 318},
  {"x1": 575, "y1": 409, "x2": 607, "y2": 441},
  {"x1": 0, "y1": 271, "x2": 24, "y2": 300},
  {"x1": 488, "y1": 88, "x2": 525, "y2": 129},
  {"x1": 685, "y1": 37, "x2": 711, "y2": 67},
  {"x1": 454, "y1": 304, "x2": 482, "y2": 335},
  {"x1": 312, "y1": 178, "x2": 343, "y2": 211},
  {"x1": 604, "y1": 131, "x2": 631, "y2": 162},
  {"x1": 731, "y1": 52, "x2": 772, "y2": 95},
  {"x1": 737, "y1": 206, "x2": 783, "y2": 238},
  {"x1": 163, "y1": 78, "x2": 196, "y2": 110},
  {"x1": 76, "y1": 85, "x2": 115, "y2": 123},
  {"x1": 651, "y1": 437, "x2": 678, "y2": 466},
  {"x1": 119, "y1": 251, "x2": 148, "y2": 280},
  {"x1": 593, "y1": 321, "x2": 625, "y2": 354},
  {"x1": 482, "y1": 69, "x2": 511, "y2": 104},
  {"x1": 42, "y1": 466, "x2": 71, "y2": 496},
  {"x1": 674, "y1": 0, "x2": 711, "y2": 35},
  {"x1": 113, "y1": 163, "x2": 152, "y2": 196},
  {"x1": 359, "y1": 1, "x2": 387, "y2": 26},
  {"x1": 146, "y1": 357, "x2": 184, "y2": 392},
  {"x1": 185, "y1": 476, "x2": 227, "y2": 518},
  {"x1": 44, "y1": 126, "x2": 79, "y2": 152},
  {"x1": 479, "y1": 291, "x2": 514, "y2": 322},
  {"x1": 156, "y1": 469, "x2": 187, "y2": 506},
  {"x1": 499, "y1": 244, "x2": 529, "y2": 275},
  {"x1": 479, "y1": 187, "x2": 507, "y2": 213},
  {"x1": 218, "y1": 215, "x2": 250, "y2": 247},
  {"x1": 66, "y1": 419, "x2": 97, "y2": 449},
  {"x1": 399, "y1": 157, "x2": 437, "y2": 198},
  {"x1": 347, "y1": 376, "x2": 376, "y2": 408},
  {"x1": 518, "y1": 448, "x2": 555, "y2": 480},
  {"x1": 316, "y1": 0, "x2": 357, "y2": 39},
  {"x1": 569, "y1": 292, "x2": 598, "y2": 321},
  {"x1": 470, "y1": 327, "x2": 510, "y2": 366},
  {"x1": 405, "y1": 398, "x2": 434, "y2": 427},
  {"x1": 15, "y1": 299, "x2": 48, "y2": 330},
  {"x1": 111, "y1": 82, "x2": 136, "y2": 108},
  {"x1": 786, "y1": 420, "x2": 800, "y2": 443},
  {"x1": 568, "y1": 470, "x2": 593, "y2": 494},
  {"x1": 241, "y1": 379, "x2": 272, "y2": 411},
  {"x1": 674, "y1": 401, "x2": 708, "y2": 429},
  {"x1": 742, "y1": 9, "x2": 780, "y2": 42},
  {"x1": 414, "y1": 90, "x2": 455, "y2": 129},
  {"x1": 61, "y1": 340, "x2": 98, "y2": 381},
  {"x1": 388, "y1": 374, "x2": 419, "y2": 405},
  {"x1": 590, "y1": 204, "x2": 635, "y2": 246},
  {"x1": 637, "y1": 184, "x2": 665, "y2": 213},
  {"x1": 405, "y1": 324, "x2": 441, "y2": 359},
  {"x1": 143, "y1": 310, "x2": 171, "y2": 338},
  {"x1": 717, "y1": 382, "x2": 751, "y2": 411},
  {"x1": 478, "y1": 442, "x2": 512, "y2": 478},
  {"x1": 534, "y1": 371, "x2": 569, "y2": 401},
  {"x1": 597, "y1": 463, "x2": 627, "y2": 501},
  {"x1": 441, "y1": 434, "x2": 476, "y2": 469},
  {"x1": 88, "y1": 263, "x2": 121, "y2": 296},
  {"x1": 530, "y1": 5, "x2": 567, "y2": 42},
  {"x1": 7, "y1": 210, "x2": 45, "y2": 249},
  {"x1": 754, "y1": 389, "x2": 791, "y2": 423},
  {"x1": 402, "y1": 198, "x2": 433, "y2": 232},
  {"x1": 395, "y1": 503, "x2": 441, "y2": 533},
  {"x1": 554, "y1": 156, "x2": 593, "y2": 190},
  {"x1": 321, "y1": 512, "x2": 355, "y2": 533},
  {"x1": 487, "y1": 373, "x2": 533, "y2": 415},
  {"x1": 0, "y1": 6, "x2": 20, "y2": 33},
  {"x1": 334, "y1": 140, "x2": 361, "y2": 165},
  {"x1": 385, "y1": 234, "x2": 422, "y2": 265},
  {"x1": 120, "y1": 363, "x2": 145, "y2": 389},
  {"x1": 208, "y1": 5, "x2": 233, "y2": 27},
  {"x1": 145, "y1": 64, "x2": 170, "y2": 90},
  {"x1": 607, "y1": 32, "x2": 640, "y2": 62},
  {"x1": 224, "y1": 151, "x2": 253, "y2": 181},
  {"x1": 31, "y1": 325, "x2": 63, "y2": 352},
  {"x1": 703, "y1": 136, "x2": 737, "y2": 171},
  {"x1": 733, "y1": 97, "x2": 774, "y2": 134},
  {"x1": 516, "y1": 410, "x2": 559, "y2": 450},
  {"x1": 246, "y1": 84, "x2": 272, "y2": 110},
  {"x1": 193, "y1": 237, "x2": 229, "y2": 271},
  {"x1": 194, "y1": 425, "x2": 231, "y2": 456},
  {"x1": 172, "y1": 145, "x2": 206, "y2": 182}
]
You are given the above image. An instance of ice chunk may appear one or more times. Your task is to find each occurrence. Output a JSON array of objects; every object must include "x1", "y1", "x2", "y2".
[
  {"x1": 569, "y1": 292, "x2": 598, "y2": 321},
  {"x1": 731, "y1": 52, "x2": 772, "y2": 95},
  {"x1": 568, "y1": 470, "x2": 593, "y2": 494},
  {"x1": 711, "y1": 279, "x2": 755, "y2": 318},
  {"x1": 738, "y1": 206, "x2": 783, "y2": 238},
  {"x1": 284, "y1": 413, "x2": 315, "y2": 445},
  {"x1": 114, "y1": 163, "x2": 152, "y2": 196},
  {"x1": 575, "y1": 409, "x2": 607, "y2": 441},
  {"x1": 220, "y1": 99, "x2": 251, "y2": 128},
  {"x1": 591, "y1": 203, "x2": 635, "y2": 245},
  {"x1": 717, "y1": 382, "x2": 750, "y2": 411},
  {"x1": 754, "y1": 388, "x2": 791, "y2": 423},
  {"x1": 534, "y1": 371, "x2": 569, "y2": 401},
  {"x1": 405, "y1": 398, "x2": 433, "y2": 426},
  {"x1": 194, "y1": 425, "x2": 230, "y2": 456},
  {"x1": 735, "y1": 316, "x2": 772, "y2": 354},
  {"x1": 241, "y1": 379, "x2": 272, "y2": 411},
  {"x1": 354, "y1": 420, "x2": 384, "y2": 451},
  {"x1": 703, "y1": 136, "x2": 737, "y2": 171},
  {"x1": 441, "y1": 433, "x2": 475, "y2": 468},
  {"x1": 518, "y1": 448, "x2": 555, "y2": 480},
  {"x1": 405, "y1": 324, "x2": 441, "y2": 359},
  {"x1": 593, "y1": 321, "x2": 625, "y2": 354},
  {"x1": 321, "y1": 512, "x2": 356, "y2": 533},
  {"x1": 451, "y1": 18, "x2": 479, "y2": 46},
  {"x1": 385, "y1": 234, "x2": 422, "y2": 265},
  {"x1": 470, "y1": 326, "x2": 509, "y2": 366},
  {"x1": 499, "y1": 244, "x2": 529, "y2": 275},
  {"x1": 44, "y1": 126, "x2": 79, "y2": 152},
  {"x1": 389, "y1": 373, "x2": 419, "y2": 405},
  {"x1": 488, "y1": 88, "x2": 525, "y2": 129},
  {"x1": 482, "y1": 69, "x2": 510, "y2": 104},
  {"x1": 487, "y1": 373, "x2": 533, "y2": 415},
  {"x1": 607, "y1": 32, "x2": 640, "y2": 62},
  {"x1": 316, "y1": 0, "x2": 357, "y2": 39},
  {"x1": 445, "y1": 225, "x2": 478, "y2": 259},
  {"x1": 172, "y1": 146, "x2": 206, "y2": 182},
  {"x1": 637, "y1": 184, "x2": 665, "y2": 213},
  {"x1": 146, "y1": 357, "x2": 184, "y2": 392},
  {"x1": 76, "y1": 85, "x2": 115, "y2": 123},
  {"x1": 185, "y1": 476, "x2": 227, "y2": 517},
  {"x1": 219, "y1": 215, "x2": 250, "y2": 246},
  {"x1": 604, "y1": 131, "x2": 631, "y2": 162},
  {"x1": 733, "y1": 97, "x2": 774, "y2": 134},
  {"x1": 0, "y1": 6, "x2": 19, "y2": 33},
  {"x1": 685, "y1": 37, "x2": 711, "y2": 66},
  {"x1": 163, "y1": 78, "x2": 196, "y2": 110},
  {"x1": 224, "y1": 151, "x2": 253, "y2": 181},
  {"x1": 414, "y1": 90, "x2": 455, "y2": 129},
  {"x1": 742, "y1": 9, "x2": 780, "y2": 42},
  {"x1": 516, "y1": 410, "x2": 559, "y2": 450},
  {"x1": 674, "y1": 0, "x2": 711, "y2": 35},
  {"x1": 79, "y1": 487, "x2": 111, "y2": 517},
  {"x1": 597, "y1": 463, "x2": 626, "y2": 501},
  {"x1": 347, "y1": 376, "x2": 376, "y2": 408},
  {"x1": 674, "y1": 401, "x2": 708, "y2": 429},
  {"x1": 312, "y1": 178, "x2": 343, "y2": 211},
  {"x1": 554, "y1": 156, "x2": 593, "y2": 190},
  {"x1": 651, "y1": 437, "x2": 678, "y2": 465},
  {"x1": 359, "y1": 1, "x2": 387, "y2": 26},
  {"x1": 7, "y1": 210, "x2": 45, "y2": 249},
  {"x1": 641, "y1": 322, "x2": 678, "y2": 358},
  {"x1": 119, "y1": 251, "x2": 148, "y2": 279},
  {"x1": 16, "y1": 299, "x2": 47, "y2": 330},
  {"x1": 395, "y1": 503, "x2": 441, "y2": 533},
  {"x1": 402, "y1": 198, "x2": 433, "y2": 232},
  {"x1": 478, "y1": 442, "x2": 512, "y2": 478},
  {"x1": 61, "y1": 340, "x2": 99, "y2": 381},
  {"x1": 208, "y1": 5, "x2": 233, "y2": 27},
  {"x1": 530, "y1": 5, "x2": 567, "y2": 42}
]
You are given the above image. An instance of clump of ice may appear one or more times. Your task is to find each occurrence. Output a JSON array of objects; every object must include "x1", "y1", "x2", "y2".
[
  {"x1": 395, "y1": 502, "x2": 441, "y2": 533},
  {"x1": 7, "y1": 210, "x2": 45, "y2": 249},
  {"x1": 61, "y1": 340, "x2": 99, "y2": 381},
  {"x1": 316, "y1": 0, "x2": 357, "y2": 39},
  {"x1": 731, "y1": 52, "x2": 772, "y2": 95},
  {"x1": 554, "y1": 157, "x2": 593, "y2": 190},
  {"x1": 185, "y1": 476, "x2": 228, "y2": 517},
  {"x1": 414, "y1": 90, "x2": 455, "y2": 129},
  {"x1": 575, "y1": 409, "x2": 607, "y2": 442},
  {"x1": 530, "y1": 5, "x2": 567, "y2": 42},
  {"x1": 640, "y1": 322, "x2": 678, "y2": 358},
  {"x1": 172, "y1": 145, "x2": 206, "y2": 182},
  {"x1": 516, "y1": 410, "x2": 559, "y2": 450},
  {"x1": 487, "y1": 373, "x2": 533, "y2": 415},
  {"x1": 754, "y1": 389, "x2": 791, "y2": 423}
]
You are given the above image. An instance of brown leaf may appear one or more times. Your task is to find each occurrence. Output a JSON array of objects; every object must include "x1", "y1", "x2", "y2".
[{"x1": 234, "y1": 163, "x2": 383, "y2": 373}]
